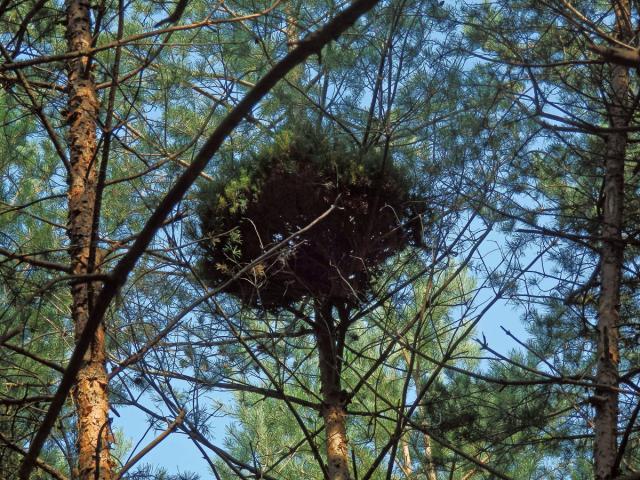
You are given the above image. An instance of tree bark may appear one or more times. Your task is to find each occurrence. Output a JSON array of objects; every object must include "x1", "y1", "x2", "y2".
[
  {"x1": 594, "y1": 2, "x2": 631, "y2": 478},
  {"x1": 421, "y1": 425, "x2": 437, "y2": 480},
  {"x1": 66, "y1": 0, "x2": 113, "y2": 478},
  {"x1": 400, "y1": 348, "x2": 437, "y2": 480},
  {"x1": 399, "y1": 438, "x2": 413, "y2": 477},
  {"x1": 315, "y1": 301, "x2": 351, "y2": 480}
]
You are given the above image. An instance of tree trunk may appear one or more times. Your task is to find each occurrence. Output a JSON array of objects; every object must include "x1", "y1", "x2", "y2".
[
  {"x1": 421, "y1": 428, "x2": 437, "y2": 480},
  {"x1": 315, "y1": 301, "x2": 351, "y2": 480},
  {"x1": 400, "y1": 349, "x2": 437, "y2": 480},
  {"x1": 594, "y1": 2, "x2": 631, "y2": 478},
  {"x1": 399, "y1": 437, "x2": 413, "y2": 477},
  {"x1": 66, "y1": 0, "x2": 113, "y2": 478},
  {"x1": 410, "y1": 366, "x2": 438, "y2": 480}
]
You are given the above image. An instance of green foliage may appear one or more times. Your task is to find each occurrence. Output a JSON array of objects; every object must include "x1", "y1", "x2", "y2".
[{"x1": 4, "y1": 0, "x2": 640, "y2": 478}]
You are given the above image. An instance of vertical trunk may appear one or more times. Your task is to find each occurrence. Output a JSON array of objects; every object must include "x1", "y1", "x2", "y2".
[
  {"x1": 66, "y1": 1, "x2": 112, "y2": 479},
  {"x1": 400, "y1": 438, "x2": 413, "y2": 477},
  {"x1": 422, "y1": 429, "x2": 437, "y2": 480},
  {"x1": 594, "y1": 2, "x2": 631, "y2": 478},
  {"x1": 400, "y1": 349, "x2": 437, "y2": 480},
  {"x1": 285, "y1": 1, "x2": 300, "y2": 51},
  {"x1": 284, "y1": 1, "x2": 303, "y2": 114},
  {"x1": 315, "y1": 301, "x2": 351, "y2": 480},
  {"x1": 73, "y1": 253, "x2": 112, "y2": 480}
]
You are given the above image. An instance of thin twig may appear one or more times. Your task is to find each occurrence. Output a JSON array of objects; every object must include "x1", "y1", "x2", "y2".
[{"x1": 116, "y1": 410, "x2": 186, "y2": 479}]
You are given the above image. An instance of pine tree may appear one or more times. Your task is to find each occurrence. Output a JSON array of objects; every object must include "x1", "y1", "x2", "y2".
[
  {"x1": 1, "y1": 0, "x2": 382, "y2": 477},
  {"x1": 462, "y1": 1, "x2": 640, "y2": 477}
]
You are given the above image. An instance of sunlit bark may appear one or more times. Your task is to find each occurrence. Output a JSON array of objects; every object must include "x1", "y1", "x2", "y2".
[
  {"x1": 316, "y1": 301, "x2": 351, "y2": 480},
  {"x1": 594, "y1": 2, "x2": 631, "y2": 478},
  {"x1": 66, "y1": 0, "x2": 113, "y2": 478}
]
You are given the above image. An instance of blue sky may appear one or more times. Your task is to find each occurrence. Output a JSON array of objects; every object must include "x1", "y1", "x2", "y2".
[{"x1": 112, "y1": 270, "x2": 534, "y2": 478}]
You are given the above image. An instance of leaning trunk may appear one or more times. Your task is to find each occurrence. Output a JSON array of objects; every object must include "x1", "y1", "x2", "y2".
[
  {"x1": 66, "y1": 1, "x2": 113, "y2": 478},
  {"x1": 594, "y1": 2, "x2": 630, "y2": 478},
  {"x1": 315, "y1": 301, "x2": 350, "y2": 480}
]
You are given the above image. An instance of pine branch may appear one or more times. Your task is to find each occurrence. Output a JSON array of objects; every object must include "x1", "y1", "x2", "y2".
[{"x1": 18, "y1": 1, "x2": 381, "y2": 477}]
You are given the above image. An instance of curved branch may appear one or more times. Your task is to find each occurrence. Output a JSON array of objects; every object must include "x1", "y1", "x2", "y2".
[{"x1": 17, "y1": 2, "x2": 381, "y2": 477}]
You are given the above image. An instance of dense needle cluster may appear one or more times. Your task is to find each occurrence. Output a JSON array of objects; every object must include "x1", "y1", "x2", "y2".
[{"x1": 195, "y1": 127, "x2": 427, "y2": 309}]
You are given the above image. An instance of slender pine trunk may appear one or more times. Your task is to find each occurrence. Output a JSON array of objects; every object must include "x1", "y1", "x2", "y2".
[
  {"x1": 66, "y1": 1, "x2": 113, "y2": 478},
  {"x1": 594, "y1": 2, "x2": 630, "y2": 478},
  {"x1": 409, "y1": 365, "x2": 437, "y2": 480},
  {"x1": 315, "y1": 301, "x2": 351, "y2": 480}
]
